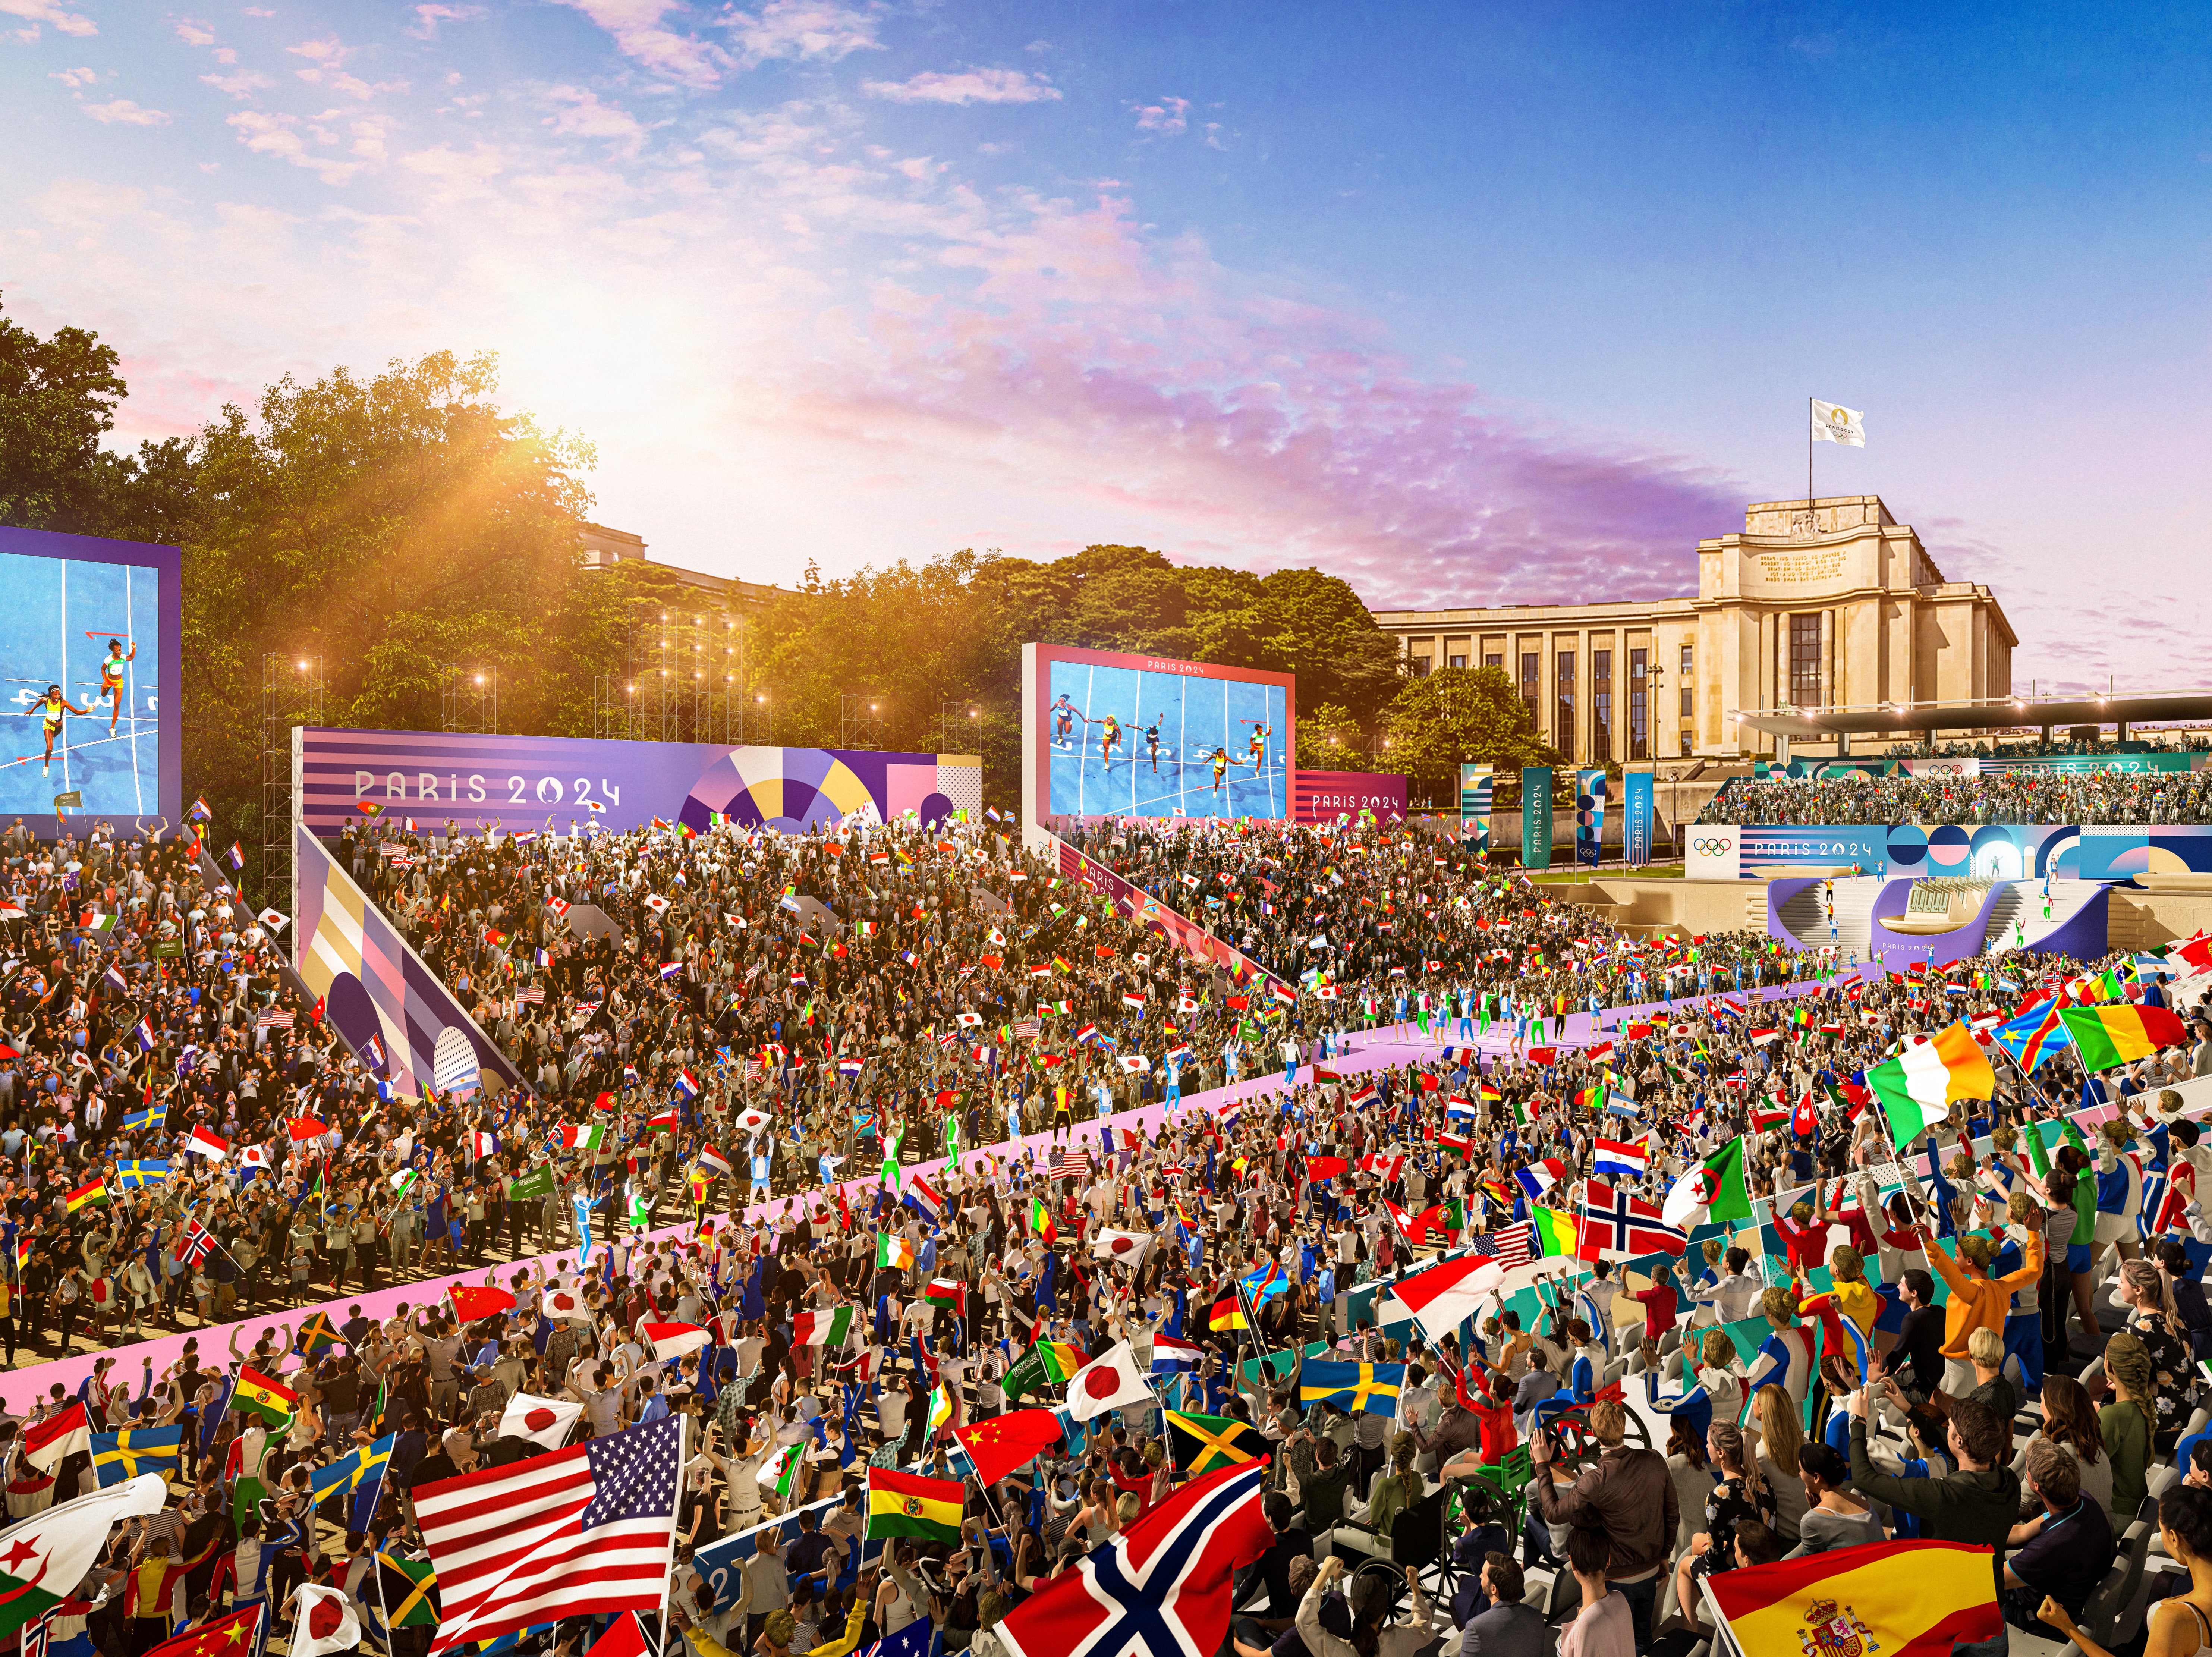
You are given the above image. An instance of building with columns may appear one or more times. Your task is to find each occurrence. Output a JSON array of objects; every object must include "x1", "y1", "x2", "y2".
[{"x1": 1368, "y1": 495, "x2": 2017, "y2": 761}]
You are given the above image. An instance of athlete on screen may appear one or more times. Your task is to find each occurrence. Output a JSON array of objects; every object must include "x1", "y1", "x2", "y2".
[
  {"x1": 1246, "y1": 720, "x2": 1272, "y2": 770},
  {"x1": 100, "y1": 637, "x2": 137, "y2": 733},
  {"x1": 1098, "y1": 713, "x2": 1124, "y2": 771},
  {"x1": 1209, "y1": 745, "x2": 1232, "y2": 797},
  {"x1": 31, "y1": 684, "x2": 92, "y2": 778},
  {"x1": 1051, "y1": 693, "x2": 1080, "y2": 747},
  {"x1": 1140, "y1": 717, "x2": 1163, "y2": 774}
]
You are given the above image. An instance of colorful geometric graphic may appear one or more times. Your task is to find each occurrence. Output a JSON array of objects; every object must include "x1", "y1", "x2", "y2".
[{"x1": 676, "y1": 747, "x2": 979, "y2": 834}]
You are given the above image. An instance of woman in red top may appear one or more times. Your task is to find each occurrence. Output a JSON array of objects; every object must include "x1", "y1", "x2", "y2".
[{"x1": 1627, "y1": 1260, "x2": 1683, "y2": 1345}]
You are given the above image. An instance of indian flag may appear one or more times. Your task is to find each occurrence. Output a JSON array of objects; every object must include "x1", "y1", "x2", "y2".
[
  {"x1": 793, "y1": 1305, "x2": 856, "y2": 1346},
  {"x1": 876, "y1": 1232, "x2": 916, "y2": 1270},
  {"x1": 2060, "y1": 1004, "x2": 2186, "y2": 1071},
  {"x1": 1864, "y1": 1021, "x2": 1995, "y2": 1141},
  {"x1": 232, "y1": 1366, "x2": 299, "y2": 1426},
  {"x1": 865, "y1": 1468, "x2": 964, "y2": 1543}
]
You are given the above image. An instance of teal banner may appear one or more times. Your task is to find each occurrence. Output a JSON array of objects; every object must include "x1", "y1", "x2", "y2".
[
  {"x1": 1624, "y1": 770, "x2": 1654, "y2": 865},
  {"x1": 1521, "y1": 766, "x2": 1552, "y2": 869}
]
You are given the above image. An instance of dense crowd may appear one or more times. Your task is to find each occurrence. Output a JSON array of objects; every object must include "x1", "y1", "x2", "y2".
[
  {"x1": 1703, "y1": 767, "x2": 2212, "y2": 827},
  {"x1": 7, "y1": 809, "x2": 2212, "y2": 1657}
]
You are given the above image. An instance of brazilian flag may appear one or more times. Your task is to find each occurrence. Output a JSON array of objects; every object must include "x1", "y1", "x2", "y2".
[{"x1": 1165, "y1": 1409, "x2": 1266, "y2": 1474}]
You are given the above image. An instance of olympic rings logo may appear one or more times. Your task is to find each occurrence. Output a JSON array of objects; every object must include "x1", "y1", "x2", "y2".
[{"x1": 1692, "y1": 838, "x2": 1732, "y2": 855}]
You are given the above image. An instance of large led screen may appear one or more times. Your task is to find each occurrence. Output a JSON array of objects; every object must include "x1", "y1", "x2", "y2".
[
  {"x1": 0, "y1": 527, "x2": 181, "y2": 827},
  {"x1": 1021, "y1": 643, "x2": 1294, "y2": 826}
]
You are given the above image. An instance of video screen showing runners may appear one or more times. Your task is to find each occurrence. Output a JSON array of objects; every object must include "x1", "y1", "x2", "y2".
[
  {"x1": 0, "y1": 542, "x2": 169, "y2": 817},
  {"x1": 1040, "y1": 648, "x2": 1292, "y2": 820}
]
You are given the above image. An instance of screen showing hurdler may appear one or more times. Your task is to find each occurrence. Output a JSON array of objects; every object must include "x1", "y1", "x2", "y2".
[
  {"x1": 0, "y1": 550, "x2": 161, "y2": 815},
  {"x1": 1045, "y1": 660, "x2": 1288, "y2": 819}
]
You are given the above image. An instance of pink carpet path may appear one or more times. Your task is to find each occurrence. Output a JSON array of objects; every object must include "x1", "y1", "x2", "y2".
[{"x1": 0, "y1": 978, "x2": 1833, "y2": 1411}]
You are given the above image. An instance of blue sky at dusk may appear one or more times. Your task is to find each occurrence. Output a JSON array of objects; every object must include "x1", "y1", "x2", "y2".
[{"x1": 4, "y1": 0, "x2": 2208, "y2": 691}]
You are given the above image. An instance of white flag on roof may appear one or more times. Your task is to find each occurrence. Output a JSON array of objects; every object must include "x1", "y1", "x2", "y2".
[{"x1": 1811, "y1": 400, "x2": 1865, "y2": 447}]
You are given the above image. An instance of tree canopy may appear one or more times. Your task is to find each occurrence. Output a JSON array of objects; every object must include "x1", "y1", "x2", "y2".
[{"x1": 1379, "y1": 665, "x2": 1561, "y2": 794}]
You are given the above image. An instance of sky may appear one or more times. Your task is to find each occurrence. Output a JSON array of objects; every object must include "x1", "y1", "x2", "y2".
[{"x1": 4, "y1": 0, "x2": 2208, "y2": 693}]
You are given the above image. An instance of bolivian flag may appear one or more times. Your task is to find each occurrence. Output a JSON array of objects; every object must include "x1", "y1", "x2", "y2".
[
  {"x1": 2060, "y1": 1003, "x2": 2186, "y2": 1072},
  {"x1": 232, "y1": 1367, "x2": 298, "y2": 1427},
  {"x1": 866, "y1": 1468, "x2": 963, "y2": 1543},
  {"x1": 1706, "y1": 1539, "x2": 1999, "y2": 1656}
]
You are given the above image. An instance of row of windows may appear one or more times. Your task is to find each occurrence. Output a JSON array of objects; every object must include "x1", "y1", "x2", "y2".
[{"x1": 1510, "y1": 644, "x2": 1695, "y2": 760}]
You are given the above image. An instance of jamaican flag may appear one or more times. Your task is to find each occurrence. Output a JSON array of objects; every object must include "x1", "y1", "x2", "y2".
[
  {"x1": 295, "y1": 1311, "x2": 341, "y2": 1357},
  {"x1": 1164, "y1": 1409, "x2": 1265, "y2": 1474},
  {"x1": 375, "y1": 1553, "x2": 440, "y2": 1630}
]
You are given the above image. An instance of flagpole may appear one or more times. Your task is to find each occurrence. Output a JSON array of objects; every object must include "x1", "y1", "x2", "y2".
[{"x1": 1807, "y1": 395, "x2": 1814, "y2": 514}]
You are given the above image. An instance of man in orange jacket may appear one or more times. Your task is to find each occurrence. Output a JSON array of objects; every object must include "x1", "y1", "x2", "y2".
[{"x1": 1920, "y1": 1223, "x2": 2043, "y2": 1400}]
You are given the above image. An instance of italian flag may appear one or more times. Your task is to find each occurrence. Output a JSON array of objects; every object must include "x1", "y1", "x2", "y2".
[
  {"x1": 556, "y1": 1124, "x2": 606, "y2": 1150},
  {"x1": 0, "y1": 1474, "x2": 169, "y2": 1636},
  {"x1": 232, "y1": 1366, "x2": 299, "y2": 1426},
  {"x1": 876, "y1": 1232, "x2": 916, "y2": 1270},
  {"x1": 1865, "y1": 1021, "x2": 1995, "y2": 1142},
  {"x1": 793, "y1": 1305, "x2": 856, "y2": 1346}
]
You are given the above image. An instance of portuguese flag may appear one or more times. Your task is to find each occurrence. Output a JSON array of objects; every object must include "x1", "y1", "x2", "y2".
[
  {"x1": 2060, "y1": 1004, "x2": 2186, "y2": 1072},
  {"x1": 0, "y1": 1474, "x2": 169, "y2": 1635},
  {"x1": 865, "y1": 1467, "x2": 964, "y2": 1543},
  {"x1": 231, "y1": 1366, "x2": 299, "y2": 1426}
]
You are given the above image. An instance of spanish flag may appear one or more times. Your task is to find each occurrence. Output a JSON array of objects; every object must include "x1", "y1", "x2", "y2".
[
  {"x1": 1706, "y1": 1540, "x2": 1999, "y2": 1657},
  {"x1": 231, "y1": 1367, "x2": 298, "y2": 1427},
  {"x1": 865, "y1": 1468, "x2": 963, "y2": 1543}
]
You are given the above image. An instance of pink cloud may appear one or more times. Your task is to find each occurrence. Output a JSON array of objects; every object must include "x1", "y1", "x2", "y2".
[
  {"x1": 1132, "y1": 95, "x2": 1188, "y2": 136},
  {"x1": 863, "y1": 68, "x2": 1060, "y2": 106},
  {"x1": 82, "y1": 98, "x2": 173, "y2": 126}
]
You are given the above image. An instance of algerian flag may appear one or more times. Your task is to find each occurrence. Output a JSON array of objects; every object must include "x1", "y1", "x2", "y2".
[
  {"x1": 1864, "y1": 1022, "x2": 1994, "y2": 1143},
  {"x1": 1811, "y1": 399, "x2": 1865, "y2": 447},
  {"x1": 759, "y1": 1443, "x2": 803, "y2": 1499},
  {"x1": 1661, "y1": 1134, "x2": 1753, "y2": 1229},
  {"x1": 0, "y1": 1474, "x2": 169, "y2": 1636}
]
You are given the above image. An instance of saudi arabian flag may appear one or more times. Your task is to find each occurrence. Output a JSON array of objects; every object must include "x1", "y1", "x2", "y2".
[
  {"x1": 1865, "y1": 1021, "x2": 1995, "y2": 1142},
  {"x1": 0, "y1": 1474, "x2": 169, "y2": 1636},
  {"x1": 1002, "y1": 1339, "x2": 1085, "y2": 1404},
  {"x1": 1661, "y1": 1134, "x2": 1754, "y2": 1229}
]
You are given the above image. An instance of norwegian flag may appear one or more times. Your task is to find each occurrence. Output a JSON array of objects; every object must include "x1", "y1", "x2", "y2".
[
  {"x1": 176, "y1": 1220, "x2": 218, "y2": 1267},
  {"x1": 1578, "y1": 1180, "x2": 1688, "y2": 1259},
  {"x1": 995, "y1": 1462, "x2": 1273, "y2": 1657}
]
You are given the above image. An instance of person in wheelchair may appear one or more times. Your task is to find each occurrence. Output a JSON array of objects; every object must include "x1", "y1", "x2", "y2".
[
  {"x1": 1230, "y1": 1556, "x2": 1352, "y2": 1657},
  {"x1": 1296, "y1": 1556, "x2": 1436, "y2": 1657},
  {"x1": 1528, "y1": 1318, "x2": 1605, "y2": 1436},
  {"x1": 1331, "y1": 1434, "x2": 1426, "y2": 1565}
]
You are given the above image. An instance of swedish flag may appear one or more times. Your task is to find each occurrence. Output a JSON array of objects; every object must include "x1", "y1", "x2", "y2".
[
  {"x1": 115, "y1": 1160, "x2": 172, "y2": 1188},
  {"x1": 1297, "y1": 1360, "x2": 1406, "y2": 1417},
  {"x1": 91, "y1": 1425, "x2": 183, "y2": 1487}
]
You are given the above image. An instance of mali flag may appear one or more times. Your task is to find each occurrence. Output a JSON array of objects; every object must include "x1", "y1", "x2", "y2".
[
  {"x1": 1028, "y1": 1196, "x2": 1057, "y2": 1245},
  {"x1": 866, "y1": 1468, "x2": 964, "y2": 1543},
  {"x1": 1706, "y1": 1539, "x2": 1999, "y2": 1656},
  {"x1": 2060, "y1": 1003, "x2": 2186, "y2": 1072},
  {"x1": 231, "y1": 1367, "x2": 299, "y2": 1427},
  {"x1": 1164, "y1": 1409, "x2": 1265, "y2": 1473},
  {"x1": 1531, "y1": 1205, "x2": 1580, "y2": 1260},
  {"x1": 1003, "y1": 1340, "x2": 1085, "y2": 1404}
]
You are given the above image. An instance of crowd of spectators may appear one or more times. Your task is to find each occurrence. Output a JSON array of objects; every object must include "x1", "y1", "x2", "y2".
[{"x1": 1703, "y1": 766, "x2": 2212, "y2": 827}]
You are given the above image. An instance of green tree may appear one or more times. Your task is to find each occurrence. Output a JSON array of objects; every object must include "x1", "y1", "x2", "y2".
[
  {"x1": 1381, "y1": 666, "x2": 1560, "y2": 796},
  {"x1": 1292, "y1": 702, "x2": 1373, "y2": 773}
]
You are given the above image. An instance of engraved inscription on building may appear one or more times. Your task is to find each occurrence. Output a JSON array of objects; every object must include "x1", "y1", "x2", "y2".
[{"x1": 1755, "y1": 549, "x2": 1844, "y2": 585}]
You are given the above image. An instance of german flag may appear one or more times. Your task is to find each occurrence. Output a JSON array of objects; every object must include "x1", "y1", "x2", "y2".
[
  {"x1": 1164, "y1": 1409, "x2": 1265, "y2": 1474},
  {"x1": 1208, "y1": 1295, "x2": 1248, "y2": 1332},
  {"x1": 866, "y1": 1468, "x2": 963, "y2": 1543},
  {"x1": 231, "y1": 1366, "x2": 298, "y2": 1426}
]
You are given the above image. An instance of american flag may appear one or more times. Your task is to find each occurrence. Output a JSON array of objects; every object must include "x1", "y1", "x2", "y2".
[
  {"x1": 1051, "y1": 1148, "x2": 1092, "y2": 1180},
  {"x1": 415, "y1": 1415, "x2": 681, "y2": 1654},
  {"x1": 1467, "y1": 1222, "x2": 1532, "y2": 1270},
  {"x1": 516, "y1": 986, "x2": 545, "y2": 1005},
  {"x1": 258, "y1": 1008, "x2": 295, "y2": 1029}
]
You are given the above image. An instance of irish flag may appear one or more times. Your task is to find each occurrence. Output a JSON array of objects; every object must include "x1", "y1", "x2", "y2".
[
  {"x1": 0, "y1": 1474, "x2": 170, "y2": 1636},
  {"x1": 876, "y1": 1232, "x2": 916, "y2": 1270},
  {"x1": 1864, "y1": 1021, "x2": 1995, "y2": 1141},
  {"x1": 1707, "y1": 1540, "x2": 1999, "y2": 1657},
  {"x1": 232, "y1": 1367, "x2": 299, "y2": 1426},
  {"x1": 2060, "y1": 1004, "x2": 2186, "y2": 1071}
]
